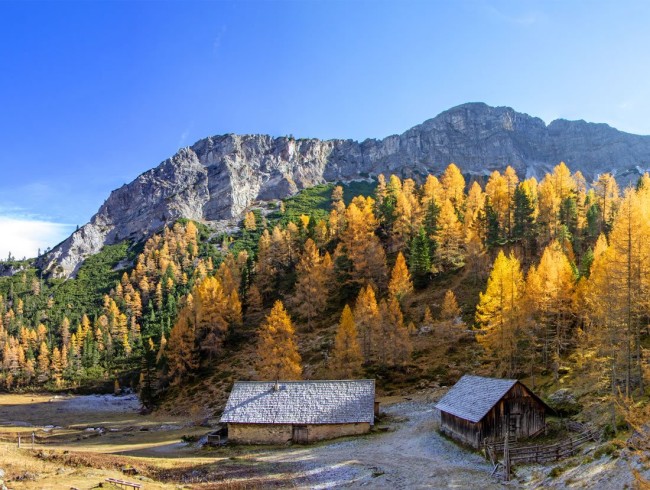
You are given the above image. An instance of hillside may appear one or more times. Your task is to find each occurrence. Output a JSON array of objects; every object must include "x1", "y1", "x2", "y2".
[
  {"x1": 41, "y1": 102, "x2": 650, "y2": 278},
  {"x1": 2, "y1": 161, "x2": 650, "y2": 463}
]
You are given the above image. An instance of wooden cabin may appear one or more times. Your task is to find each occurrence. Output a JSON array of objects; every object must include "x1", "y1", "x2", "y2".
[
  {"x1": 220, "y1": 380, "x2": 375, "y2": 444},
  {"x1": 435, "y1": 375, "x2": 552, "y2": 449}
]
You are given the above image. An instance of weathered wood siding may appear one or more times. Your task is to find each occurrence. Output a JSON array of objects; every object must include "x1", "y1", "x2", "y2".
[
  {"x1": 440, "y1": 412, "x2": 482, "y2": 448},
  {"x1": 480, "y1": 383, "x2": 546, "y2": 443},
  {"x1": 439, "y1": 382, "x2": 546, "y2": 449},
  {"x1": 228, "y1": 422, "x2": 371, "y2": 444}
]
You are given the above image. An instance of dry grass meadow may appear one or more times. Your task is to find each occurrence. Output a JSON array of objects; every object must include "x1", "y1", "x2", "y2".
[
  {"x1": 0, "y1": 392, "x2": 263, "y2": 489},
  {"x1": 2, "y1": 391, "x2": 642, "y2": 489}
]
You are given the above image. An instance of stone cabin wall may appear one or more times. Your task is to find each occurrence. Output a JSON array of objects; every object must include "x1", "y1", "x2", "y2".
[
  {"x1": 306, "y1": 422, "x2": 370, "y2": 442},
  {"x1": 228, "y1": 422, "x2": 371, "y2": 444}
]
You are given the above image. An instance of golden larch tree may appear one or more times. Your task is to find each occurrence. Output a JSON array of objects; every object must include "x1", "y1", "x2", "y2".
[
  {"x1": 256, "y1": 301, "x2": 302, "y2": 380},
  {"x1": 246, "y1": 284, "x2": 263, "y2": 317},
  {"x1": 331, "y1": 185, "x2": 345, "y2": 214},
  {"x1": 437, "y1": 290, "x2": 465, "y2": 347},
  {"x1": 51, "y1": 347, "x2": 62, "y2": 387},
  {"x1": 194, "y1": 276, "x2": 231, "y2": 359},
  {"x1": 422, "y1": 174, "x2": 443, "y2": 207},
  {"x1": 391, "y1": 178, "x2": 422, "y2": 250},
  {"x1": 464, "y1": 181, "x2": 485, "y2": 232},
  {"x1": 440, "y1": 290, "x2": 461, "y2": 321},
  {"x1": 329, "y1": 305, "x2": 363, "y2": 378},
  {"x1": 37, "y1": 341, "x2": 50, "y2": 384},
  {"x1": 526, "y1": 240, "x2": 575, "y2": 380},
  {"x1": 434, "y1": 199, "x2": 466, "y2": 270},
  {"x1": 244, "y1": 211, "x2": 257, "y2": 231},
  {"x1": 388, "y1": 297, "x2": 412, "y2": 366},
  {"x1": 376, "y1": 297, "x2": 411, "y2": 366},
  {"x1": 340, "y1": 198, "x2": 388, "y2": 290},
  {"x1": 590, "y1": 189, "x2": 649, "y2": 396},
  {"x1": 475, "y1": 250, "x2": 525, "y2": 376},
  {"x1": 440, "y1": 163, "x2": 466, "y2": 209},
  {"x1": 60, "y1": 317, "x2": 70, "y2": 349},
  {"x1": 293, "y1": 238, "x2": 330, "y2": 329},
  {"x1": 388, "y1": 252, "x2": 413, "y2": 301},
  {"x1": 353, "y1": 285, "x2": 380, "y2": 362},
  {"x1": 166, "y1": 308, "x2": 199, "y2": 384},
  {"x1": 255, "y1": 229, "x2": 276, "y2": 299},
  {"x1": 503, "y1": 166, "x2": 520, "y2": 236},
  {"x1": 485, "y1": 170, "x2": 508, "y2": 234}
]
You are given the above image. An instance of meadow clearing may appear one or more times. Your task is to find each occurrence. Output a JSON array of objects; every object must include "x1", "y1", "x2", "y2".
[{"x1": 0, "y1": 391, "x2": 641, "y2": 489}]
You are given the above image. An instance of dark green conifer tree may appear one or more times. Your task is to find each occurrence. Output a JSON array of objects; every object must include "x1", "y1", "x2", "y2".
[{"x1": 409, "y1": 227, "x2": 432, "y2": 288}]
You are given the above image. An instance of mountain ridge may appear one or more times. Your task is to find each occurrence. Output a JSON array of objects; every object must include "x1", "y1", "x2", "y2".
[{"x1": 43, "y1": 102, "x2": 650, "y2": 277}]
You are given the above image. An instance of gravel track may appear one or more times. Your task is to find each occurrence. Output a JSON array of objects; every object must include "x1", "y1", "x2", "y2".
[{"x1": 258, "y1": 399, "x2": 503, "y2": 489}]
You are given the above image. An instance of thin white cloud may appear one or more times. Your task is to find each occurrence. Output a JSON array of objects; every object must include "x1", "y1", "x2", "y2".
[
  {"x1": 178, "y1": 120, "x2": 195, "y2": 147},
  {"x1": 483, "y1": 3, "x2": 545, "y2": 26},
  {"x1": 212, "y1": 25, "x2": 227, "y2": 56},
  {"x1": 0, "y1": 217, "x2": 74, "y2": 260},
  {"x1": 179, "y1": 128, "x2": 191, "y2": 147}
]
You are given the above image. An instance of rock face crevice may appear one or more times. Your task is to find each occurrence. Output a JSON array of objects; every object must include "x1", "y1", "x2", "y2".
[{"x1": 44, "y1": 102, "x2": 650, "y2": 277}]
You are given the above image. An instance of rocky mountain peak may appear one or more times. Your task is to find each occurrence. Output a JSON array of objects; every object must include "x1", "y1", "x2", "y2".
[{"x1": 43, "y1": 103, "x2": 650, "y2": 277}]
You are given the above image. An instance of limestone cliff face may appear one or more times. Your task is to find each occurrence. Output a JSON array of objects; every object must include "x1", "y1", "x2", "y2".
[
  {"x1": 44, "y1": 102, "x2": 650, "y2": 277},
  {"x1": 44, "y1": 148, "x2": 210, "y2": 276}
]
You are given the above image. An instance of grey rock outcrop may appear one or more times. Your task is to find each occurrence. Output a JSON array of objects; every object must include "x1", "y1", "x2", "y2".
[
  {"x1": 548, "y1": 388, "x2": 582, "y2": 416},
  {"x1": 0, "y1": 263, "x2": 26, "y2": 277},
  {"x1": 43, "y1": 102, "x2": 650, "y2": 277}
]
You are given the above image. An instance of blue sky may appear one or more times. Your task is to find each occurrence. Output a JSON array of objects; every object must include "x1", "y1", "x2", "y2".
[{"x1": 1, "y1": 0, "x2": 650, "y2": 259}]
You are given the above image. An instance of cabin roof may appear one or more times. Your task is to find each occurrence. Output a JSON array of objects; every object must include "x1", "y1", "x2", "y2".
[
  {"x1": 220, "y1": 380, "x2": 375, "y2": 425},
  {"x1": 435, "y1": 375, "x2": 527, "y2": 423}
]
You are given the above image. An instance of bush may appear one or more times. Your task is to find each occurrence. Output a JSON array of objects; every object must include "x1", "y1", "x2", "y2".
[{"x1": 594, "y1": 441, "x2": 622, "y2": 459}]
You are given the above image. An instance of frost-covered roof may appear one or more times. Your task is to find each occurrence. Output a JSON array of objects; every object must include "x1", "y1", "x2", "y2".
[
  {"x1": 435, "y1": 375, "x2": 519, "y2": 423},
  {"x1": 220, "y1": 380, "x2": 375, "y2": 425}
]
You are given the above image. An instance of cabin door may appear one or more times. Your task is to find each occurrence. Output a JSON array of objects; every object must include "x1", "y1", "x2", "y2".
[
  {"x1": 508, "y1": 413, "x2": 521, "y2": 440},
  {"x1": 292, "y1": 425, "x2": 309, "y2": 443}
]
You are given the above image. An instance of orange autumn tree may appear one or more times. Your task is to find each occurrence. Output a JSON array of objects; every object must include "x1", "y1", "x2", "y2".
[
  {"x1": 388, "y1": 252, "x2": 413, "y2": 301},
  {"x1": 353, "y1": 285, "x2": 380, "y2": 362},
  {"x1": 194, "y1": 275, "x2": 241, "y2": 360},
  {"x1": 244, "y1": 211, "x2": 257, "y2": 231},
  {"x1": 376, "y1": 297, "x2": 412, "y2": 366},
  {"x1": 440, "y1": 289, "x2": 461, "y2": 321},
  {"x1": 36, "y1": 341, "x2": 50, "y2": 384},
  {"x1": 436, "y1": 289, "x2": 465, "y2": 348},
  {"x1": 525, "y1": 240, "x2": 575, "y2": 380},
  {"x1": 440, "y1": 163, "x2": 466, "y2": 210},
  {"x1": 434, "y1": 199, "x2": 465, "y2": 271},
  {"x1": 340, "y1": 196, "x2": 388, "y2": 290},
  {"x1": 255, "y1": 229, "x2": 276, "y2": 299},
  {"x1": 586, "y1": 188, "x2": 650, "y2": 397},
  {"x1": 593, "y1": 173, "x2": 620, "y2": 233},
  {"x1": 256, "y1": 301, "x2": 302, "y2": 380},
  {"x1": 292, "y1": 238, "x2": 333, "y2": 330},
  {"x1": 329, "y1": 305, "x2": 363, "y2": 378},
  {"x1": 475, "y1": 251, "x2": 525, "y2": 376},
  {"x1": 166, "y1": 306, "x2": 199, "y2": 384}
]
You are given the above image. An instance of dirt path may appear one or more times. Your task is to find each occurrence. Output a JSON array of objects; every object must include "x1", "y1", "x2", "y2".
[{"x1": 256, "y1": 400, "x2": 503, "y2": 489}]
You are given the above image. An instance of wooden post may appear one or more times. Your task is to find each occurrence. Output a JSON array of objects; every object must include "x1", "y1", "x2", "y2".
[
  {"x1": 17, "y1": 436, "x2": 21, "y2": 449},
  {"x1": 32, "y1": 431, "x2": 35, "y2": 450},
  {"x1": 504, "y1": 428, "x2": 510, "y2": 481}
]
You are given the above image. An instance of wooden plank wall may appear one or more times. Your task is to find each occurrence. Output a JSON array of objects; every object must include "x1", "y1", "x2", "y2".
[{"x1": 440, "y1": 382, "x2": 547, "y2": 448}]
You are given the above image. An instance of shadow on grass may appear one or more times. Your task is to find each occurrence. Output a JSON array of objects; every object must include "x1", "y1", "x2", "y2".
[{"x1": 33, "y1": 447, "x2": 366, "y2": 489}]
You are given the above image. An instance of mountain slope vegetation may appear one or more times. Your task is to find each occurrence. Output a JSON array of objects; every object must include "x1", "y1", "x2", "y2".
[{"x1": 1, "y1": 165, "x2": 649, "y2": 448}]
